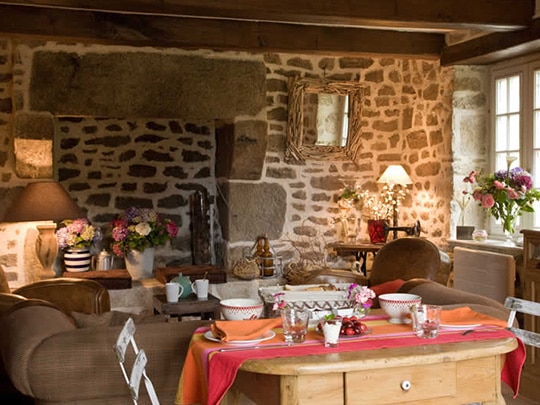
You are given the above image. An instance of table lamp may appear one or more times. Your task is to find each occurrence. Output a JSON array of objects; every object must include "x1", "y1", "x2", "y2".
[
  {"x1": 377, "y1": 165, "x2": 413, "y2": 239},
  {"x1": 2, "y1": 181, "x2": 82, "y2": 279}
]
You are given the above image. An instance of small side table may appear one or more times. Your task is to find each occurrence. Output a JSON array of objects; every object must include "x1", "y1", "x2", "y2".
[
  {"x1": 153, "y1": 293, "x2": 221, "y2": 320},
  {"x1": 327, "y1": 241, "x2": 382, "y2": 276}
]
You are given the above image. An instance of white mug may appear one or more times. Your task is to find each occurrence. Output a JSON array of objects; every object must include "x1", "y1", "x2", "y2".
[
  {"x1": 165, "y1": 282, "x2": 184, "y2": 303},
  {"x1": 191, "y1": 279, "x2": 209, "y2": 300}
]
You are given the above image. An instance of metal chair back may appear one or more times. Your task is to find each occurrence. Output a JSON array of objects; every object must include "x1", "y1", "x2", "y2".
[
  {"x1": 114, "y1": 317, "x2": 160, "y2": 405},
  {"x1": 505, "y1": 297, "x2": 540, "y2": 349}
]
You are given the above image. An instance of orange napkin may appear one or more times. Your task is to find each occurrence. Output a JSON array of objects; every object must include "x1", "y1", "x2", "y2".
[
  {"x1": 440, "y1": 307, "x2": 508, "y2": 328},
  {"x1": 210, "y1": 318, "x2": 282, "y2": 342}
]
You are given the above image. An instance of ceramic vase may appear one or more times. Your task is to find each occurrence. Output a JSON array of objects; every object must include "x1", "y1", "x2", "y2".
[
  {"x1": 125, "y1": 247, "x2": 155, "y2": 280},
  {"x1": 63, "y1": 247, "x2": 92, "y2": 272}
]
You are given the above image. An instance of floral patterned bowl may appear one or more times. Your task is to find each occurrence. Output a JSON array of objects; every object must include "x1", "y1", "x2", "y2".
[
  {"x1": 378, "y1": 293, "x2": 421, "y2": 324},
  {"x1": 220, "y1": 298, "x2": 264, "y2": 320}
]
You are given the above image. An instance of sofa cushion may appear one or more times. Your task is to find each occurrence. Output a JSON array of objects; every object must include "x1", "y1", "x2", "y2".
[{"x1": 371, "y1": 279, "x2": 405, "y2": 296}]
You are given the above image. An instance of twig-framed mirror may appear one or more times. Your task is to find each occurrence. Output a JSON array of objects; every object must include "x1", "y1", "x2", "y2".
[{"x1": 285, "y1": 77, "x2": 363, "y2": 164}]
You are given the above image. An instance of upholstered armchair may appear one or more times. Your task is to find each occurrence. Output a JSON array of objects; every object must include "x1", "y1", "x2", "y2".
[
  {"x1": 0, "y1": 267, "x2": 112, "y2": 402},
  {"x1": 368, "y1": 237, "x2": 451, "y2": 286},
  {"x1": 291, "y1": 237, "x2": 451, "y2": 287},
  {"x1": 11, "y1": 277, "x2": 111, "y2": 314}
]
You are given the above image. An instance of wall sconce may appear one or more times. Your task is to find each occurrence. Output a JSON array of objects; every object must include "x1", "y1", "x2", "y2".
[
  {"x1": 2, "y1": 181, "x2": 81, "y2": 280},
  {"x1": 377, "y1": 165, "x2": 413, "y2": 239}
]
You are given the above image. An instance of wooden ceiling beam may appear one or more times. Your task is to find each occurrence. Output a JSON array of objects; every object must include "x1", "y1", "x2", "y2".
[
  {"x1": 0, "y1": 5, "x2": 444, "y2": 58},
  {"x1": 0, "y1": 0, "x2": 533, "y2": 32},
  {"x1": 441, "y1": 18, "x2": 540, "y2": 65}
]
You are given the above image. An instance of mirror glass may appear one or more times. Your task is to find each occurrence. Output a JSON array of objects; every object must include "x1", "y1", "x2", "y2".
[
  {"x1": 304, "y1": 93, "x2": 349, "y2": 147},
  {"x1": 286, "y1": 77, "x2": 363, "y2": 163}
]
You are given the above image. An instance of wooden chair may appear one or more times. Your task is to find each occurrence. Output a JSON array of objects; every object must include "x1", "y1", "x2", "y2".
[
  {"x1": 114, "y1": 317, "x2": 160, "y2": 405},
  {"x1": 454, "y1": 247, "x2": 515, "y2": 304},
  {"x1": 505, "y1": 297, "x2": 540, "y2": 348}
]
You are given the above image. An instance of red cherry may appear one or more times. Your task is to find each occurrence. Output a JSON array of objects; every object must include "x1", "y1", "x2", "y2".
[
  {"x1": 345, "y1": 327, "x2": 355, "y2": 335},
  {"x1": 359, "y1": 323, "x2": 368, "y2": 333},
  {"x1": 350, "y1": 316, "x2": 357, "y2": 321}
]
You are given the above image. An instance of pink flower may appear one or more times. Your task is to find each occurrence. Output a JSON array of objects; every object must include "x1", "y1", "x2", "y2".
[
  {"x1": 481, "y1": 193, "x2": 495, "y2": 208},
  {"x1": 507, "y1": 187, "x2": 520, "y2": 199},
  {"x1": 463, "y1": 171, "x2": 476, "y2": 183},
  {"x1": 166, "y1": 222, "x2": 179, "y2": 238},
  {"x1": 472, "y1": 189, "x2": 483, "y2": 201},
  {"x1": 493, "y1": 180, "x2": 505, "y2": 190}
]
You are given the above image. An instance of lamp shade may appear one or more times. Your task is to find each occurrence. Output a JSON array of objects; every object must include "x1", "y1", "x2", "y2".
[
  {"x1": 2, "y1": 181, "x2": 81, "y2": 222},
  {"x1": 377, "y1": 165, "x2": 412, "y2": 186}
]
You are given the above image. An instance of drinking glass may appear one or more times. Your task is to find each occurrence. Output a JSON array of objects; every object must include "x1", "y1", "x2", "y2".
[
  {"x1": 322, "y1": 318, "x2": 342, "y2": 348},
  {"x1": 411, "y1": 304, "x2": 442, "y2": 339},
  {"x1": 281, "y1": 308, "x2": 310, "y2": 343}
]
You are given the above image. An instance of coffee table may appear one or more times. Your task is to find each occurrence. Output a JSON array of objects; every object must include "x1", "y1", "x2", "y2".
[{"x1": 153, "y1": 293, "x2": 221, "y2": 320}]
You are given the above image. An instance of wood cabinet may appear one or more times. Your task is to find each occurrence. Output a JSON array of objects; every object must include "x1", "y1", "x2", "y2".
[{"x1": 518, "y1": 230, "x2": 540, "y2": 400}]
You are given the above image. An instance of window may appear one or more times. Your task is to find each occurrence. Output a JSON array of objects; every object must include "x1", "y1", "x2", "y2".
[{"x1": 491, "y1": 57, "x2": 540, "y2": 233}]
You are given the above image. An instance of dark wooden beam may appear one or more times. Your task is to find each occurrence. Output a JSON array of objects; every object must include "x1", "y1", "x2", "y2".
[
  {"x1": 0, "y1": 5, "x2": 445, "y2": 58},
  {"x1": 0, "y1": 0, "x2": 533, "y2": 32},
  {"x1": 441, "y1": 18, "x2": 540, "y2": 65}
]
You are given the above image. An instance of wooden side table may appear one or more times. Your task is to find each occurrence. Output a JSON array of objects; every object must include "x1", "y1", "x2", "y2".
[
  {"x1": 153, "y1": 293, "x2": 221, "y2": 320},
  {"x1": 327, "y1": 241, "x2": 382, "y2": 275}
]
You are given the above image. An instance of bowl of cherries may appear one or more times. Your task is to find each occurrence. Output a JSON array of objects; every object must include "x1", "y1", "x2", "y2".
[
  {"x1": 339, "y1": 315, "x2": 368, "y2": 336},
  {"x1": 316, "y1": 315, "x2": 369, "y2": 337}
]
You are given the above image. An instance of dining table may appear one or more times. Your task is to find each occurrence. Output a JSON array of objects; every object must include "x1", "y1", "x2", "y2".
[{"x1": 177, "y1": 308, "x2": 525, "y2": 405}]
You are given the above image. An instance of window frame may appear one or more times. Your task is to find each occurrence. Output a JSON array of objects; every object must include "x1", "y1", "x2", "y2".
[{"x1": 489, "y1": 55, "x2": 540, "y2": 235}]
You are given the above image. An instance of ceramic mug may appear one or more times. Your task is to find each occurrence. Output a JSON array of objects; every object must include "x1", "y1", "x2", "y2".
[
  {"x1": 191, "y1": 279, "x2": 209, "y2": 300},
  {"x1": 165, "y1": 282, "x2": 185, "y2": 303}
]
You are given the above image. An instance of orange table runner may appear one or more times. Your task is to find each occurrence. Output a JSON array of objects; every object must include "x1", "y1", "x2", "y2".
[{"x1": 177, "y1": 308, "x2": 525, "y2": 405}]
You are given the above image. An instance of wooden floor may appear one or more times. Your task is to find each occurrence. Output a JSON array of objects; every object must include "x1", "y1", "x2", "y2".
[{"x1": 502, "y1": 385, "x2": 539, "y2": 404}]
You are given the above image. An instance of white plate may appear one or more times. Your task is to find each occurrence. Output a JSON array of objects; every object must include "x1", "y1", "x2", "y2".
[
  {"x1": 204, "y1": 329, "x2": 276, "y2": 345},
  {"x1": 440, "y1": 323, "x2": 481, "y2": 329}
]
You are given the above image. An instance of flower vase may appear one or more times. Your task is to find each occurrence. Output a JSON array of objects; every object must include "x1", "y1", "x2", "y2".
[
  {"x1": 367, "y1": 219, "x2": 387, "y2": 244},
  {"x1": 63, "y1": 247, "x2": 92, "y2": 272},
  {"x1": 503, "y1": 229, "x2": 515, "y2": 245},
  {"x1": 125, "y1": 247, "x2": 155, "y2": 280}
]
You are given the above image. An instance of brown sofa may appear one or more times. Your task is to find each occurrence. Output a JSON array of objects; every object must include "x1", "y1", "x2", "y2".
[
  {"x1": 0, "y1": 273, "x2": 211, "y2": 404},
  {"x1": 1, "y1": 301, "x2": 208, "y2": 404},
  {"x1": 0, "y1": 275, "x2": 114, "y2": 404}
]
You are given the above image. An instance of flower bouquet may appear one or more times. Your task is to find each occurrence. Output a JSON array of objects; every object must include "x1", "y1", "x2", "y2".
[
  {"x1": 56, "y1": 218, "x2": 101, "y2": 272},
  {"x1": 56, "y1": 218, "x2": 101, "y2": 250},
  {"x1": 347, "y1": 283, "x2": 376, "y2": 316},
  {"x1": 464, "y1": 156, "x2": 540, "y2": 237},
  {"x1": 110, "y1": 207, "x2": 178, "y2": 257}
]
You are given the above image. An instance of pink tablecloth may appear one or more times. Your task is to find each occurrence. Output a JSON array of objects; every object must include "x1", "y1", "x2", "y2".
[{"x1": 177, "y1": 310, "x2": 525, "y2": 405}]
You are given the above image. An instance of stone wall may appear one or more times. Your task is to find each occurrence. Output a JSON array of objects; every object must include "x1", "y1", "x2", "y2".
[
  {"x1": 451, "y1": 66, "x2": 489, "y2": 232},
  {"x1": 0, "y1": 37, "x2": 484, "y2": 287}
]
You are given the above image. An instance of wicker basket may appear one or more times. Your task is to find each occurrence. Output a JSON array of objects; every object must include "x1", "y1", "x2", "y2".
[{"x1": 232, "y1": 257, "x2": 261, "y2": 280}]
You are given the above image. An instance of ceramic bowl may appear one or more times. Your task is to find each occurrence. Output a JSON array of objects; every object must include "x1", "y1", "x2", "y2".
[
  {"x1": 378, "y1": 293, "x2": 422, "y2": 324},
  {"x1": 220, "y1": 298, "x2": 264, "y2": 320}
]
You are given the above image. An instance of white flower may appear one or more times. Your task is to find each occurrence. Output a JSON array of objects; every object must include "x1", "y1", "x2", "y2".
[{"x1": 134, "y1": 222, "x2": 152, "y2": 236}]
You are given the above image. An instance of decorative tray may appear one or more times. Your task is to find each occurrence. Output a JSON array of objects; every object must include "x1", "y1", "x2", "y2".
[{"x1": 258, "y1": 283, "x2": 354, "y2": 311}]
